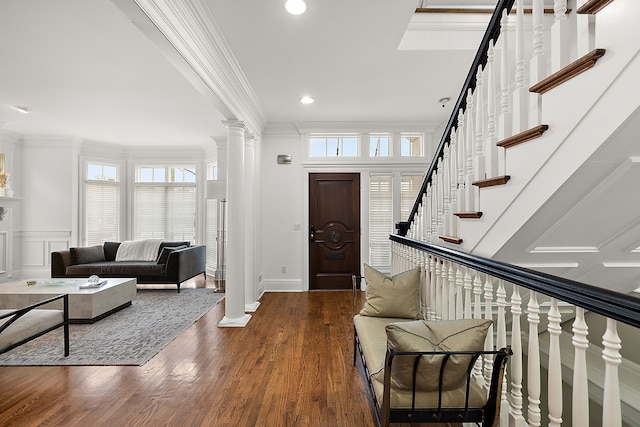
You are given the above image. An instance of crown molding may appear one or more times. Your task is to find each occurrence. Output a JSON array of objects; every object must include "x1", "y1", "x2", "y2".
[{"x1": 118, "y1": 0, "x2": 266, "y2": 134}]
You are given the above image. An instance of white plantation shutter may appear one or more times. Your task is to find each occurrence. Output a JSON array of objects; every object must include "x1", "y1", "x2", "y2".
[
  {"x1": 401, "y1": 175, "x2": 423, "y2": 221},
  {"x1": 134, "y1": 184, "x2": 196, "y2": 242},
  {"x1": 86, "y1": 181, "x2": 119, "y2": 245},
  {"x1": 369, "y1": 175, "x2": 393, "y2": 272},
  {"x1": 206, "y1": 199, "x2": 218, "y2": 270}
]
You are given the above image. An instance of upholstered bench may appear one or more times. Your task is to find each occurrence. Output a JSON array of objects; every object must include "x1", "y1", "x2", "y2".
[
  {"x1": 0, "y1": 294, "x2": 69, "y2": 356},
  {"x1": 352, "y1": 265, "x2": 511, "y2": 427}
]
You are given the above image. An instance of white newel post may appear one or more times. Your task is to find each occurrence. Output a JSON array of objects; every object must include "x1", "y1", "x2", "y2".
[
  {"x1": 244, "y1": 133, "x2": 259, "y2": 313},
  {"x1": 218, "y1": 120, "x2": 251, "y2": 328}
]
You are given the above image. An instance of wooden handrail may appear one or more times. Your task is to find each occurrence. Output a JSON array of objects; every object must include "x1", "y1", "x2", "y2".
[{"x1": 390, "y1": 234, "x2": 640, "y2": 329}]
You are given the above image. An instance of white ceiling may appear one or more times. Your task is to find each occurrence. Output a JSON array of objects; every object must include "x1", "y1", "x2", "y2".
[{"x1": 0, "y1": 0, "x2": 489, "y2": 147}]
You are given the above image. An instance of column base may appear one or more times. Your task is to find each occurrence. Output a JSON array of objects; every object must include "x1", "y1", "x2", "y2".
[
  {"x1": 245, "y1": 301, "x2": 260, "y2": 313},
  {"x1": 218, "y1": 313, "x2": 252, "y2": 328}
]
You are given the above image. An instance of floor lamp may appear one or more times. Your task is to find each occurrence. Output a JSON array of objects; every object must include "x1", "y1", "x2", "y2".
[{"x1": 206, "y1": 180, "x2": 226, "y2": 293}]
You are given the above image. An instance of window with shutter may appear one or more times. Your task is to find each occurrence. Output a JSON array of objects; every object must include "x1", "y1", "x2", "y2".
[
  {"x1": 85, "y1": 163, "x2": 120, "y2": 246},
  {"x1": 369, "y1": 175, "x2": 393, "y2": 273},
  {"x1": 134, "y1": 166, "x2": 196, "y2": 243}
]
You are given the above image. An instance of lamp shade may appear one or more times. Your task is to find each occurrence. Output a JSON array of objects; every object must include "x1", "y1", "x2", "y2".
[{"x1": 206, "y1": 180, "x2": 227, "y2": 199}]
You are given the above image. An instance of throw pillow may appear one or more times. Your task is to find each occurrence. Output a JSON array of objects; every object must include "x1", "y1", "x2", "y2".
[
  {"x1": 156, "y1": 245, "x2": 187, "y2": 265},
  {"x1": 376, "y1": 318, "x2": 492, "y2": 391},
  {"x1": 359, "y1": 264, "x2": 421, "y2": 319},
  {"x1": 70, "y1": 245, "x2": 106, "y2": 265}
]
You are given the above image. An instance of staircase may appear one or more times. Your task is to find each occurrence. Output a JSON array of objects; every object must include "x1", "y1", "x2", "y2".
[{"x1": 392, "y1": 0, "x2": 640, "y2": 425}]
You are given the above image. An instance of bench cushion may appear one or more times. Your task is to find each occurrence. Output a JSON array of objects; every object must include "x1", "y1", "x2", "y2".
[
  {"x1": 359, "y1": 265, "x2": 421, "y2": 319},
  {"x1": 0, "y1": 309, "x2": 64, "y2": 352}
]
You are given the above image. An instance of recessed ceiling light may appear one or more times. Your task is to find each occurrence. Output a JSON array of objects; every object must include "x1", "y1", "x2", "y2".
[
  {"x1": 285, "y1": 0, "x2": 307, "y2": 15},
  {"x1": 300, "y1": 96, "x2": 315, "y2": 104},
  {"x1": 12, "y1": 105, "x2": 29, "y2": 114}
]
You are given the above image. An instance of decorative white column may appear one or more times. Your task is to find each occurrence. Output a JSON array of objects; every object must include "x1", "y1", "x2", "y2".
[
  {"x1": 218, "y1": 120, "x2": 251, "y2": 327},
  {"x1": 244, "y1": 133, "x2": 259, "y2": 312}
]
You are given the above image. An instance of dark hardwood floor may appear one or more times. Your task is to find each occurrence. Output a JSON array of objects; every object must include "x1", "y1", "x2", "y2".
[{"x1": 0, "y1": 278, "x2": 455, "y2": 426}]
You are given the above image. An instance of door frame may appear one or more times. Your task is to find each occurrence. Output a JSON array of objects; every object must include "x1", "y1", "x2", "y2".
[{"x1": 302, "y1": 167, "x2": 366, "y2": 291}]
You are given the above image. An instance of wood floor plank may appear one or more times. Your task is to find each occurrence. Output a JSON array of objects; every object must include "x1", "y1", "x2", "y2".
[{"x1": 0, "y1": 281, "x2": 456, "y2": 426}]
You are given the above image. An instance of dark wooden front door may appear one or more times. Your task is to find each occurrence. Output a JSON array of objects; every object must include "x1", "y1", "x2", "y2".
[{"x1": 309, "y1": 173, "x2": 360, "y2": 290}]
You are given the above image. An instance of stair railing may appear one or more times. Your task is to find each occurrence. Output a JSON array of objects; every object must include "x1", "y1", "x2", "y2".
[{"x1": 390, "y1": 235, "x2": 640, "y2": 427}]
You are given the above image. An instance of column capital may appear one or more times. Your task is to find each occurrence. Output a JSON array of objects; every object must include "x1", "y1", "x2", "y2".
[
  {"x1": 223, "y1": 120, "x2": 248, "y2": 133},
  {"x1": 245, "y1": 133, "x2": 257, "y2": 145}
]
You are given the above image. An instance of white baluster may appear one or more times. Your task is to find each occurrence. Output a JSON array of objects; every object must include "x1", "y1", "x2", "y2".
[
  {"x1": 434, "y1": 257, "x2": 442, "y2": 320},
  {"x1": 472, "y1": 272, "x2": 485, "y2": 385},
  {"x1": 457, "y1": 109, "x2": 467, "y2": 212},
  {"x1": 547, "y1": 298, "x2": 563, "y2": 427},
  {"x1": 496, "y1": 280, "x2": 509, "y2": 427},
  {"x1": 572, "y1": 307, "x2": 589, "y2": 427},
  {"x1": 455, "y1": 264, "x2": 464, "y2": 319},
  {"x1": 576, "y1": 0, "x2": 595, "y2": 57},
  {"x1": 431, "y1": 175, "x2": 438, "y2": 240},
  {"x1": 464, "y1": 268, "x2": 473, "y2": 319},
  {"x1": 474, "y1": 66, "x2": 486, "y2": 182},
  {"x1": 448, "y1": 261, "x2": 456, "y2": 320},
  {"x1": 442, "y1": 144, "x2": 451, "y2": 237},
  {"x1": 424, "y1": 186, "x2": 432, "y2": 243},
  {"x1": 530, "y1": 0, "x2": 547, "y2": 126},
  {"x1": 512, "y1": 0, "x2": 529, "y2": 134},
  {"x1": 429, "y1": 255, "x2": 437, "y2": 320},
  {"x1": 483, "y1": 276, "x2": 495, "y2": 389},
  {"x1": 440, "y1": 261, "x2": 449, "y2": 321},
  {"x1": 485, "y1": 39, "x2": 499, "y2": 179},
  {"x1": 424, "y1": 255, "x2": 432, "y2": 319},
  {"x1": 449, "y1": 131, "x2": 458, "y2": 236},
  {"x1": 602, "y1": 318, "x2": 622, "y2": 426},
  {"x1": 551, "y1": 0, "x2": 571, "y2": 72},
  {"x1": 509, "y1": 285, "x2": 525, "y2": 426},
  {"x1": 527, "y1": 291, "x2": 542, "y2": 427},
  {"x1": 465, "y1": 89, "x2": 476, "y2": 212},
  {"x1": 498, "y1": 9, "x2": 511, "y2": 176}
]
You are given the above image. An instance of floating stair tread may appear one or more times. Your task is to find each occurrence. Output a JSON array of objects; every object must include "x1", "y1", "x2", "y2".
[
  {"x1": 530, "y1": 49, "x2": 606, "y2": 94},
  {"x1": 497, "y1": 125, "x2": 549, "y2": 149},
  {"x1": 439, "y1": 235, "x2": 463, "y2": 244},
  {"x1": 473, "y1": 176, "x2": 511, "y2": 188},
  {"x1": 454, "y1": 212, "x2": 483, "y2": 219},
  {"x1": 576, "y1": 0, "x2": 614, "y2": 14}
]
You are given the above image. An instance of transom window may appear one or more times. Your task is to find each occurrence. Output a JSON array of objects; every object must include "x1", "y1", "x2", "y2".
[
  {"x1": 370, "y1": 134, "x2": 390, "y2": 157},
  {"x1": 137, "y1": 166, "x2": 196, "y2": 183},
  {"x1": 309, "y1": 135, "x2": 359, "y2": 157},
  {"x1": 401, "y1": 133, "x2": 423, "y2": 157}
]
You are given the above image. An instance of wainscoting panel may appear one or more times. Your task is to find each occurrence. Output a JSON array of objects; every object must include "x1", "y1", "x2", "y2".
[{"x1": 16, "y1": 231, "x2": 71, "y2": 280}]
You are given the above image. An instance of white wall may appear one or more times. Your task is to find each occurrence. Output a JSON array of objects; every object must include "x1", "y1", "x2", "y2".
[{"x1": 258, "y1": 131, "x2": 305, "y2": 292}]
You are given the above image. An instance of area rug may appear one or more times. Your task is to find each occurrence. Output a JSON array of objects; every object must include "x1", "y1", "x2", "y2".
[{"x1": 0, "y1": 288, "x2": 224, "y2": 366}]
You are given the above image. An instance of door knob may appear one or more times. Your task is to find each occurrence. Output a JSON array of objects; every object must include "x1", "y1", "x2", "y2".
[{"x1": 309, "y1": 225, "x2": 316, "y2": 241}]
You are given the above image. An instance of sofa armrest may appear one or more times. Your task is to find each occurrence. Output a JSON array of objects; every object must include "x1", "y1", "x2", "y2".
[
  {"x1": 51, "y1": 250, "x2": 72, "y2": 278},
  {"x1": 165, "y1": 245, "x2": 206, "y2": 284}
]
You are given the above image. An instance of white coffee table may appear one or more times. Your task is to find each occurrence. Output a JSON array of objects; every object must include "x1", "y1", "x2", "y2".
[{"x1": 0, "y1": 278, "x2": 137, "y2": 323}]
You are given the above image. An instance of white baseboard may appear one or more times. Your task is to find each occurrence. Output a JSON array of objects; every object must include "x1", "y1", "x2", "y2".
[{"x1": 261, "y1": 279, "x2": 304, "y2": 292}]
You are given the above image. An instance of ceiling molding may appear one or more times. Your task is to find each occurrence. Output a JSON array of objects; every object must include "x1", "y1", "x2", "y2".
[
  {"x1": 530, "y1": 246, "x2": 599, "y2": 253},
  {"x1": 124, "y1": 0, "x2": 266, "y2": 134}
]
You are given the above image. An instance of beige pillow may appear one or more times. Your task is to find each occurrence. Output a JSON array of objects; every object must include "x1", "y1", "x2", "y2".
[
  {"x1": 375, "y1": 318, "x2": 492, "y2": 391},
  {"x1": 359, "y1": 264, "x2": 421, "y2": 319}
]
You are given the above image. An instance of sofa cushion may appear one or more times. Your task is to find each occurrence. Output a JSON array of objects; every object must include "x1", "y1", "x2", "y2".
[
  {"x1": 376, "y1": 319, "x2": 492, "y2": 392},
  {"x1": 66, "y1": 261, "x2": 166, "y2": 277},
  {"x1": 158, "y1": 241, "x2": 191, "y2": 256},
  {"x1": 359, "y1": 264, "x2": 421, "y2": 319},
  {"x1": 103, "y1": 242, "x2": 121, "y2": 261},
  {"x1": 70, "y1": 245, "x2": 105, "y2": 265},
  {"x1": 156, "y1": 245, "x2": 187, "y2": 265}
]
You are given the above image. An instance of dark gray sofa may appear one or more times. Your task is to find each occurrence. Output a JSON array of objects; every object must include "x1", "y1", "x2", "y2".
[{"x1": 51, "y1": 241, "x2": 206, "y2": 293}]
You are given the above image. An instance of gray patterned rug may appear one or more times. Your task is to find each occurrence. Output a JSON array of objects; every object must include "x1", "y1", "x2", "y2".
[{"x1": 0, "y1": 288, "x2": 224, "y2": 366}]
